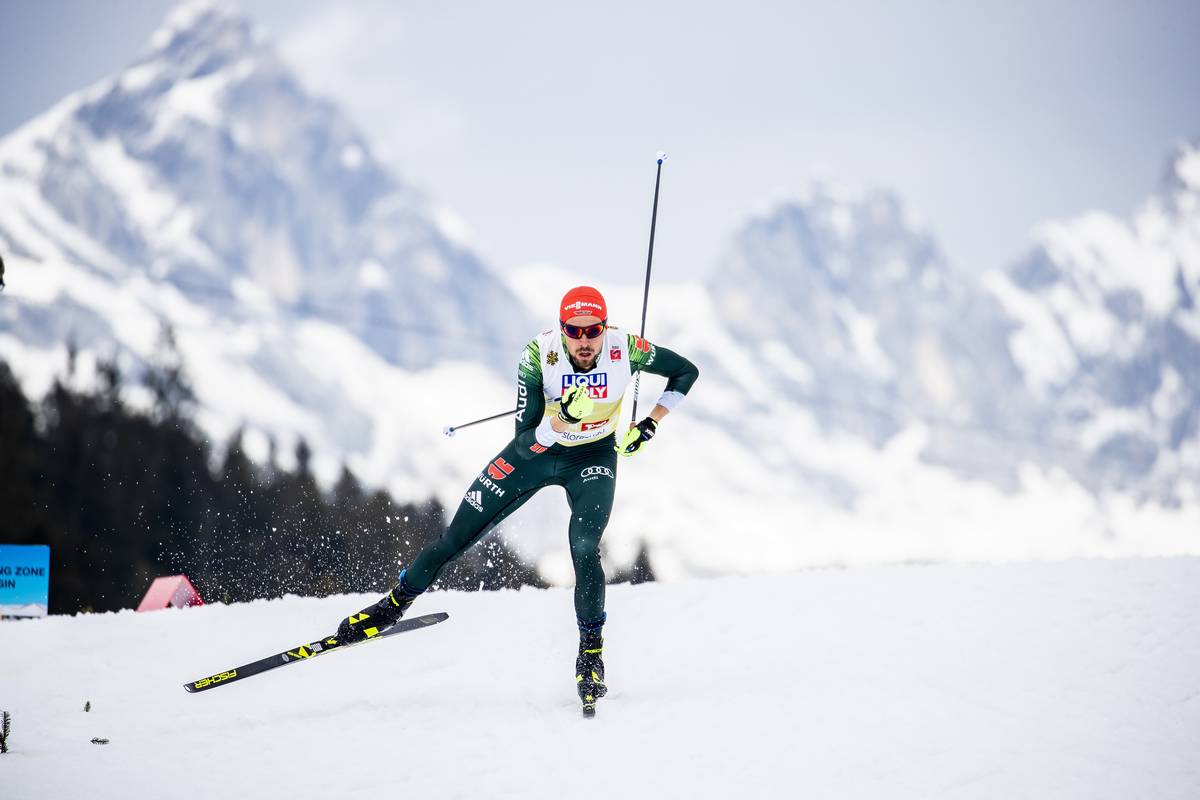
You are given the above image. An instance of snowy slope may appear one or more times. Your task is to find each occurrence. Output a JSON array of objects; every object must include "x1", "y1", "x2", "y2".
[{"x1": 2, "y1": 559, "x2": 1198, "y2": 799}]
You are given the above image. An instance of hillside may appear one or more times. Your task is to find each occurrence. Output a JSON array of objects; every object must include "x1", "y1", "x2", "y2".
[
  {"x1": 0, "y1": 2, "x2": 527, "y2": 505},
  {"x1": 2, "y1": 558, "x2": 1198, "y2": 798},
  {"x1": 0, "y1": 0, "x2": 1197, "y2": 585}
]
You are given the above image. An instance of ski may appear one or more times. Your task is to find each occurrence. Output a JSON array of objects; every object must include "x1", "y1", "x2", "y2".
[{"x1": 183, "y1": 612, "x2": 448, "y2": 693}]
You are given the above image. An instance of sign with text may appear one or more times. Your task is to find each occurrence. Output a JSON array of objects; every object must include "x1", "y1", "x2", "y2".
[{"x1": 0, "y1": 545, "x2": 50, "y2": 618}]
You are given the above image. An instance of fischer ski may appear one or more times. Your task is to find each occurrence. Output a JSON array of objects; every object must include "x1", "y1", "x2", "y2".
[{"x1": 183, "y1": 612, "x2": 448, "y2": 693}]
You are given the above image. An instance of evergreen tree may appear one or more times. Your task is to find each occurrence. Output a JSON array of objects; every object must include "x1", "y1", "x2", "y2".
[
  {"x1": 144, "y1": 324, "x2": 196, "y2": 424},
  {"x1": 608, "y1": 542, "x2": 657, "y2": 585},
  {"x1": 1, "y1": 353, "x2": 543, "y2": 614}
]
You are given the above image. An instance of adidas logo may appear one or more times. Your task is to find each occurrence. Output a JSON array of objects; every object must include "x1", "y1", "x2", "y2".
[{"x1": 464, "y1": 490, "x2": 484, "y2": 512}]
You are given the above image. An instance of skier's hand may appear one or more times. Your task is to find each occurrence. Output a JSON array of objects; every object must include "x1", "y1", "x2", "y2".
[
  {"x1": 558, "y1": 384, "x2": 595, "y2": 425},
  {"x1": 616, "y1": 417, "x2": 657, "y2": 457}
]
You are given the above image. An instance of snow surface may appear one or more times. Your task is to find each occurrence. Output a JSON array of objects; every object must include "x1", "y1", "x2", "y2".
[{"x1": 2, "y1": 558, "x2": 1198, "y2": 798}]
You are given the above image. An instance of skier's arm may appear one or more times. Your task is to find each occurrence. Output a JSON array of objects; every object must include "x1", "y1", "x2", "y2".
[
  {"x1": 628, "y1": 334, "x2": 699, "y2": 415},
  {"x1": 616, "y1": 335, "x2": 699, "y2": 456},
  {"x1": 514, "y1": 339, "x2": 554, "y2": 458}
]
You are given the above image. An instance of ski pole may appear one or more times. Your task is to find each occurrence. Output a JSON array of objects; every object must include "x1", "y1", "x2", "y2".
[
  {"x1": 444, "y1": 396, "x2": 568, "y2": 438},
  {"x1": 443, "y1": 408, "x2": 517, "y2": 438},
  {"x1": 629, "y1": 151, "x2": 667, "y2": 422}
]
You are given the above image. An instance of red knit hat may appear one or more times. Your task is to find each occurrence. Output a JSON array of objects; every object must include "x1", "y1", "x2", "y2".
[{"x1": 559, "y1": 286, "x2": 607, "y2": 323}]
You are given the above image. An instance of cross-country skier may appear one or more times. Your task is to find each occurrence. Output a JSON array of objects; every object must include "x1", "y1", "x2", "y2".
[{"x1": 336, "y1": 285, "x2": 699, "y2": 710}]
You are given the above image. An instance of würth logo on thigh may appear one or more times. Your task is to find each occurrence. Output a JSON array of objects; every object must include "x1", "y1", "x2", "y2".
[
  {"x1": 478, "y1": 474, "x2": 506, "y2": 498},
  {"x1": 487, "y1": 457, "x2": 515, "y2": 481}
]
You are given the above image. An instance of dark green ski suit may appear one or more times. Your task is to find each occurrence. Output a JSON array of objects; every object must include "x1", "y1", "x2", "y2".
[{"x1": 401, "y1": 328, "x2": 698, "y2": 628}]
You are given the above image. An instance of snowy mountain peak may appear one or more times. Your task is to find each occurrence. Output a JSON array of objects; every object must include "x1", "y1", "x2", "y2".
[
  {"x1": 984, "y1": 136, "x2": 1200, "y2": 501},
  {"x1": 729, "y1": 181, "x2": 946, "y2": 300},
  {"x1": 693, "y1": 178, "x2": 1060, "y2": 495},
  {"x1": 1162, "y1": 137, "x2": 1200, "y2": 216},
  {"x1": 148, "y1": 1, "x2": 260, "y2": 64},
  {"x1": 0, "y1": 3, "x2": 530, "y2": 512},
  {"x1": 715, "y1": 181, "x2": 964, "y2": 380},
  {"x1": 0, "y1": 2, "x2": 528, "y2": 368},
  {"x1": 124, "y1": 3, "x2": 276, "y2": 128}
]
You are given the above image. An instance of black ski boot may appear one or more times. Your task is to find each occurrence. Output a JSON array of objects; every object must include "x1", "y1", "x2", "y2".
[
  {"x1": 336, "y1": 581, "x2": 417, "y2": 644},
  {"x1": 576, "y1": 629, "x2": 607, "y2": 717}
]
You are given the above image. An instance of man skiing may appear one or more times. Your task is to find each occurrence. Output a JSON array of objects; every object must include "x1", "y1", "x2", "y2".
[{"x1": 336, "y1": 285, "x2": 699, "y2": 711}]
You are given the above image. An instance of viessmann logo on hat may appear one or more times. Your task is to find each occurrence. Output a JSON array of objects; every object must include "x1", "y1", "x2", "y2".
[{"x1": 559, "y1": 286, "x2": 607, "y2": 321}]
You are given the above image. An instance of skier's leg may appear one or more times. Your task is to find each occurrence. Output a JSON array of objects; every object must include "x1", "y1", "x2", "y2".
[
  {"x1": 561, "y1": 441, "x2": 617, "y2": 706},
  {"x1": 563, "y1": 452, "x2": 617, "y2": 627},
  {"x1": 404, "y1": 471, "x2": 541, "y2": 592},
  {"x1": 337, "y1": 440, "x2": 549, "y2": 640}
]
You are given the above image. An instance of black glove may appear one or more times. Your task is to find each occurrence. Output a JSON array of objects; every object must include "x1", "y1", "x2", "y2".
[{"x1": 616, "y1": 417, "x2": 657, "y2": 457}]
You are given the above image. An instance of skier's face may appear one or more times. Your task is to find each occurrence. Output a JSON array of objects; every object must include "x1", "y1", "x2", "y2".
[{"x1": 562, "y1": 314, "x2": 604, "y2": 369}]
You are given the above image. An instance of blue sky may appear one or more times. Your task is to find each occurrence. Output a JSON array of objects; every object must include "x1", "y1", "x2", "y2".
[{"x1": 1, "y1": 0, "x2": 1197, "y2": 283}]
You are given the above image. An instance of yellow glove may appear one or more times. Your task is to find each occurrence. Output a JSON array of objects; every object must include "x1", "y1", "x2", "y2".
[
  {"x1": 558, "y1": 384, "x2": 595, "y2": 424},
  {"x1": 616, "y1": 417, "x2": 658, "y2": 457}
]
